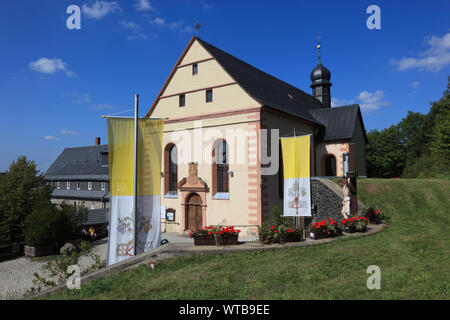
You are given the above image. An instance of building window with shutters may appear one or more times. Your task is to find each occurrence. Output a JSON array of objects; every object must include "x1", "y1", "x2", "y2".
[{"x1": 212, "y1": 139, "x2": 229, "y2": 199}]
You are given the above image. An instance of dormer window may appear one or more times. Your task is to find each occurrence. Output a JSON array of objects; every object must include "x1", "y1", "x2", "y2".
[
  {"x1": 179, "y1": 94, "x2": 185, "y2": 107},
  {"x1": 88, "y1": 182, "x2": 92, "y2": 190},
  {"x1": 66, "y1": 182, "x2": 70, "y2": 190},
  {"x1": 192, "y1": 63, "x2": 198, "y2": 75},
  {"x1": 206, "y1": 89, "x2": 213, "y2": 103},
  {"x1": 101, "y1": 152, "x2": 109, "y2": 167},
  {"x1": 56, "y1": 181, "x2": 61, "y2": 189}
]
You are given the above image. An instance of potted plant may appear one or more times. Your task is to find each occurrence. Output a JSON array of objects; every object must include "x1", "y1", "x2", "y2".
[
  {"x1": 342, "y1": 216, "x2": 368, "y2": 233},
  {"x1": 366, "y1": 207, "x2": 385, "y2": 224},
  {"x1": 309, "y1": 218, "x2": 340, "y2": 240},
  {"x1": 189, "y1": 225, "x2": 240, "y2": 246}
]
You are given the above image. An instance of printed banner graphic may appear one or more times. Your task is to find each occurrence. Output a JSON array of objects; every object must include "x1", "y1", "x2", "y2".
[
  {"x1": 281, "y1": 135, "x2": 312, "y2": 217},
  {"x1": 106, "y1": 118, "x2": 164, "y2": 266}
]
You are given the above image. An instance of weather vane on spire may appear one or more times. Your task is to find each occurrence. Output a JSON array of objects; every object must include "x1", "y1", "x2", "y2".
[
  {"x1": 316, "y1": 34, "x2": 322, "y2": 64},
  {"x1": 194, "y1": 21, "x2": 202, "y2": 36}
]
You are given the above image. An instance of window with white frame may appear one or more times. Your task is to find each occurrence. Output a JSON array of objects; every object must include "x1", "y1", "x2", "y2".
[
  {"x1": 77, "y1": 181, "x2": 80, "y2": 190},
  {"x1": 56, "y1": 181, "x2": 61, "y2": 189},
  {"x1": 66, "y1": 182, "x2": 70, "y2": 190},
  {"x1": 88, "y1": 182, "x2": 92, "y2": 190},
  {"x1": 101, "y1": 182, "x2": 106, "y2": 191}
]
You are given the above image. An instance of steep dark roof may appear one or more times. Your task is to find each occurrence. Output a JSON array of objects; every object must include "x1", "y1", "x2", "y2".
[
  {"x1": 195, "y1": 37, "x2": 325, "y2": 126},
  {"x1": 309, "y1": 105, "x2": 367, "y2": 142},
  {"x1": 45, "y1": 145, "x2": 109, "y2": 180}
]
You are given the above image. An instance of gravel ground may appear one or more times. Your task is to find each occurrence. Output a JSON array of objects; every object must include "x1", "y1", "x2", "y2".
[
  {"x1": 0, "y1": 239, "x2": 108, "y2": 300},
  {"x1": 0, "y1": 233, "x2": 190, "y2": 300}
]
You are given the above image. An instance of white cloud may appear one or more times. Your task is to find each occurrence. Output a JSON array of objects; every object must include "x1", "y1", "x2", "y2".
[
  {"x1": 410, "y1": 81, "x2": 420, "y2": 88},
  {"x1": 332, "y1": 90, "x2": 390, "y2": 113},
  {"x1": 391, "y1": 32, "x2": 450, "y2": 72},
  {"x1": 150, "y1": 17, "x2": 193, "y2": 33},
  {"x1": 136, "y1": 0, "x2": 154, "y2": 11},
  {"x1": 121, "y1": 21, "x2": 148, "y2": 40},
  {"x1": 44, "y1": 135, "x2": 58, "y2": 140},
  {"x1": 29, "y1": 58, "x2": 76, "y2": 77},
  {"x1": 60, "y1": 130, "x2": 80, "y2": 135},
  {"x1": 82, "y1": 1, "x2": 121, "y2": 19}
]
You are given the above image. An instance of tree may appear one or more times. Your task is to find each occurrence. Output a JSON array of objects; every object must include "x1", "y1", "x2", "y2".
[
  {"x1": 366, "y1": 126, "x2": 406, "y2": 178},
  {"x1": 0, "y1": 156, "x2": 53, "y2": 244}
]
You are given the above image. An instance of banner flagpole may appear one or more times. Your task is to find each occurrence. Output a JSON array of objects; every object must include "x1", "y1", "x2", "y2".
[{"x1": 133, "y1": 94, "x2": 139, "y2": 256}]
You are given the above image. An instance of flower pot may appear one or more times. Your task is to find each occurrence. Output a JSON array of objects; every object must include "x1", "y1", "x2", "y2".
[
  {"x1": 193, "y1": 237, "x2": 216, "y2": 246},
  {"x1": 222, "y1": 235, "x2": 239, "y2": 245},
  {"x1": 24, "y1": 244, "x2": 58, "y2": 257},
  {"x1": 309, "y1": 232, "x2": 330, "y2": 240},
  {"x1": 344, "y1": 226, "x2": 357, "y2": 233}
]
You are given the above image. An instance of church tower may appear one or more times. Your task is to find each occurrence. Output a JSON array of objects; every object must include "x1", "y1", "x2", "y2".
[{"x1": 310, "y1": 42, "x2": 332, "y2": 108}]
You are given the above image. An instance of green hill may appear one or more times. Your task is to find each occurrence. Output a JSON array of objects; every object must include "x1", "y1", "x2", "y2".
[{"x1": 41, "y1": 178, "x2": 449, "y2": 300}]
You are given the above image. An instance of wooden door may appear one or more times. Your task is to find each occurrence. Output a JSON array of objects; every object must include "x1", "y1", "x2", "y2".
[{"x1": 187, "y1": 194, "x2": 202, "y2": 230}]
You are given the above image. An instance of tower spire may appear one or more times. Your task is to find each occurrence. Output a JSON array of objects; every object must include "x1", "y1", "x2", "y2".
[{"x1": 316, "y1": 34, "x2": 322, "y2": 64}]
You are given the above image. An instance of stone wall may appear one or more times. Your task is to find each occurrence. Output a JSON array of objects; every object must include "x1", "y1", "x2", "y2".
[{"x1": 306, "y1": 178, "x2": 344, "y2": 227}]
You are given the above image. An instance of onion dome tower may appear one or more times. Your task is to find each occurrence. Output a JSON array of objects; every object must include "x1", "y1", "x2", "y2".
[{"x1": 310, "y1": 41, "x2": 332, "y2": 108}]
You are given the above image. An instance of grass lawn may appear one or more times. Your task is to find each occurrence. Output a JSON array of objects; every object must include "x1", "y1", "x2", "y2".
[{"x1": 41, "y1": 178, "x2": 449, "y2": 300}]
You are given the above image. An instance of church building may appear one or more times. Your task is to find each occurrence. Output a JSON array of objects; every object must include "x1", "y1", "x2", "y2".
[{"x1": 147, "y1": 36, "x2": 368, "y2": 236}]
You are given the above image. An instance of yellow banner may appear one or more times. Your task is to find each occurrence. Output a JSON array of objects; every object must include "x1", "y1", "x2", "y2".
[
  {"x1": 281, "y1": 135, "x2": 311, "y2": 179},
  {"x1": 107, "y1": 118, "x2": 164, "y2": 196}
]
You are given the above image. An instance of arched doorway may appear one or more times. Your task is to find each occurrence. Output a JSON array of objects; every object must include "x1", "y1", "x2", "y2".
[{"x1": 186, "y1": 193, "x2": 203, "y2": 230}]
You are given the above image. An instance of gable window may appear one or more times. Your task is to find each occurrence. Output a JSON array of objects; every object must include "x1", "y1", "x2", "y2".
[
  {"x1": 77, "y1": 182, "x2": 80, "y2": 190},
  {"x1": 66, "y1": 182, "x2": 70, "y2": 190},
  {"x1": 325, "y1": 155, "x2": 337, "y2": 176},
  {"x1": 88, "y1": 181, "x2": 92, "y2": 191},
  {"x1": 101, "y1": 182, "x2": 106, "y2": 191},
  {"x1": 56, "y1": 182, "x2": 61, "y2": 190},
  {"x1": 206, "y1": 89, "x2": 213, "y2": 103},
  {"x1": 192, "y1": 63, "x2": 198, "y2": 75},
  {"x1": 212, "y1": 139, "x2": 229, "y2": 199},
  {"x1": 179, "y1": 94, "x2": 185, "y2": 107}
]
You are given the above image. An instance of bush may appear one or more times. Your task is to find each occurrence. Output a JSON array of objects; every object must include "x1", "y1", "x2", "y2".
[
  {"x1": 258, "y1": 206, "x2": 303, "y2": 244},
  {"x1": 24, "y1": 203, "x2": 88, "y2": 248}
]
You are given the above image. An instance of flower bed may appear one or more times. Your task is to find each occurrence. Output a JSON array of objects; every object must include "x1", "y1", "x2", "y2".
[
  {"x1": 366, "y1": 207, "x2": 385, "y2": 224},
  {"x1": 189, "y1": 225, "x2": 240, "y2": 246},
  {"x1": 258, "y1": 224, "x2": 303, "y2": 244},
  {"x1": 342, "y1": 216, "x2": 368, "y2": 233},
  {"x1": 309, "y1": 218, "x2": 340, "y2": 240}
]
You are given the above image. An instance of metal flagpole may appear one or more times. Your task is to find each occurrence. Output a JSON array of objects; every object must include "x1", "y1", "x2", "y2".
[{"x1": 133, "y1": 94, "x2": 139, "y2": 256}]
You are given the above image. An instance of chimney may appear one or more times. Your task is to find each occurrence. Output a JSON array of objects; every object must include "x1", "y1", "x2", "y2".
[{"x1": 95, "y1": 137, "x2": 101, "y2": 145}]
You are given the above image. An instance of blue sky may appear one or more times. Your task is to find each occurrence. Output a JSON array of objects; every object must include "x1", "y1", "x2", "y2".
[{"x1": 0, "y1": 0, "x2": 449, "y2": 172}]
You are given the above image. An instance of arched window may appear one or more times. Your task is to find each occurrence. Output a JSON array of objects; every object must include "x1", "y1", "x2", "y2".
[
  {"x1": 325, "y1": 154, "x2": 337, "y2": 176},
  {"x1": 212, "y1": 139, "x2": 229, "y2": 198},
  {"x1": 164, "y1": 144, "x2": 178, "y2": 197}
]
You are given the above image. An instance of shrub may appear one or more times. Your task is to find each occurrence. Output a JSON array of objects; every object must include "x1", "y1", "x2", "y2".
[
  {"x1": 24, "y1": 203, "x2": 88, "y2": 248},
  {"x1": 258, "y1": 206, "x2": 303, "y2": 244},
  {"x1": 365, "y1": 207, "x2": 385, "y2": 223},
  {"x1": 189, "y1": 225, "x2": 240, "y2": 245}
]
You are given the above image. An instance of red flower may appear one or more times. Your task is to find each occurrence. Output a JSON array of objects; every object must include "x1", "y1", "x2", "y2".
[{"x1": 274, "y1": 230, "x2": 278, "y2": 233}]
